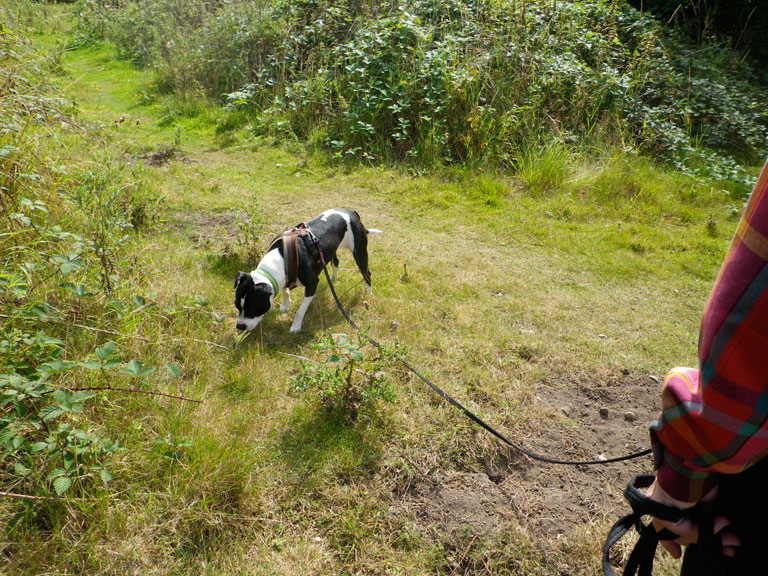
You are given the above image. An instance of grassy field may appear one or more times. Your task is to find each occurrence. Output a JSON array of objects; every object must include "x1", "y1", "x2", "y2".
[{"x1": 1, "y1": 5, "x2": 760, "y2": 575}]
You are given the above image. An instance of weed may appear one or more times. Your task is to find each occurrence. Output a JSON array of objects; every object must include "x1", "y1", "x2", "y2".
[{"x1": 290, "y1": 332, "x2": 398, "y2": 419}]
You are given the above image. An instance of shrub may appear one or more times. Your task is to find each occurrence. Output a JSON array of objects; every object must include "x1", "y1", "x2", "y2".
[
  {"x1": 76, "y1": 0, "x2": 768, "y2": 185},
  {"x1": 290, "y1": 333, "x2": 398, "y2": 419},
  {"x1": 0, "y1": 23, "x2": 162, "y2": 507}
]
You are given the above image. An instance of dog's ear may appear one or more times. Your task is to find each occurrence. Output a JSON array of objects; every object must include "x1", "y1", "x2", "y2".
[{"x1": 234, "y1": 271, "x2": 247, "y2": 288}]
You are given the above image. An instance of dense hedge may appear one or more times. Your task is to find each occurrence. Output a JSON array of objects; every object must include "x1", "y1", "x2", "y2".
[{"x1": 77, "y1": 0, "x2": 768, "y2": 184}]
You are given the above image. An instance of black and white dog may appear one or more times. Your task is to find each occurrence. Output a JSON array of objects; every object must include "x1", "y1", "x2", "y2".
[{"x1": 234, "y1": 209, "x2": 381, "y2": 333}]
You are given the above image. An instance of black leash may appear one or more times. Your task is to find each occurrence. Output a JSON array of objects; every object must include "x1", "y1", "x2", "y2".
[
  {"x1": 305, "y1": 231, "x2": 653, "y2": 467},
  {"x1": 603, "y1": 475, "x2": 721, "y2": 576}
]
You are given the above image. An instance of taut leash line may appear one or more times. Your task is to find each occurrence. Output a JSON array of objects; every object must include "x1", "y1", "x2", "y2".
[{"x1": 308, "y1": 232, "x2": 652, "y2": 466}]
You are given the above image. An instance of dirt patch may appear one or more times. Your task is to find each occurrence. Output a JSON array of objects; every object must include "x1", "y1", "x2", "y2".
[
  {"x1": 169, "y1": 211, "x2": 239, "y2": 246},
  {"x1": 390, "y1": 372, "x2": 663, "y2": 544},
  {"x1": 135, "y1": 145, "x2": 190, "y2": 167},
  {"x1": 391, "y1": 471, "x2": 516, "y2": 539}
]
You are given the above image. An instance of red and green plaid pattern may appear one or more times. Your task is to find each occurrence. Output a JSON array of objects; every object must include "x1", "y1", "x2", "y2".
[{"x1": 650, "y1": 160, "x2": 768, "y2": 502}]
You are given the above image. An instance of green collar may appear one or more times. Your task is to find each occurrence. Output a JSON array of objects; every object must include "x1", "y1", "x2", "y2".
[{"x1": 255, "y1": 268, "x2": 279, "y2": 295}]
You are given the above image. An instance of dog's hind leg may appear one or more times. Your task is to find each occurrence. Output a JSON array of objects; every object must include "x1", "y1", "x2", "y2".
[
  {"x1": 352, "y1": 240, "x2": 373, "y2": 294},
  {"x1": 331, "y1": 255, "x2": 340, "y2": 282}
]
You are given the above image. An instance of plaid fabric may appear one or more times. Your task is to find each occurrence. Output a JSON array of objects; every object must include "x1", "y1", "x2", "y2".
[{"x1": 650, "y1": 159, "x2": 768, "y2": 502}]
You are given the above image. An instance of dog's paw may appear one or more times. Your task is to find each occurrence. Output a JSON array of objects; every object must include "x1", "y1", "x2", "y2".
[
  {"x1": 279, "y1": 305, "x2": 290, "y2": 313},
  {"x1": 289, "y1": 324, "x2": 302, "y2": 333}
]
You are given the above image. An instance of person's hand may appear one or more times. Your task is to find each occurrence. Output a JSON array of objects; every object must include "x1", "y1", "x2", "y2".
[{"x1": 645, "y1": 479, "x2": 740, "y2": 559}]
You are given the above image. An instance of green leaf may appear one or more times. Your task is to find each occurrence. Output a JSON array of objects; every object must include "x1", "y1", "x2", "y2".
[
  {"x1": 349, "y1": 349, "x2": 363, "y2": 362},
  {"x1": 120, "y1": 360, "x2": 143, "y2": 376},
  {"x1": 99, "y1": 469, "x2": 113, "y2": 485},
  {"x1": 53, "y1": 476, "x2": 71, "y2": 496},
  {"x1": 95, "y1": 342, "x2": 116, "y2": 362},
  {"x1": 0, "y1": 428, "x2": 16, "y2": 445},
  {"x1": 47, "y1": 468, "x2": 67, "y2": 480},
  {"x1": 165, "y1": 363, "x2": 180, "y2": 378},
  {"x1": 38, "y1": 359, "x2": 76, "y2": 374},
  {"x1": 333, "y1": 333, "x2": 349, "y2": 346},
  {"x1": 52, "y1": 389, "x2": 72, "y2": 409},
  {"x1": 13, "y1": 462, "x2": 30, "y2": 476},
  {"x1": 62, "y1": 283, "x2": 94, "y2": 298},
  {"x1": 30, "y1": 332, "x2": 64, "y2": 348},
  {"x1": 40, "y1": 406, "x2": 66, "y2": 421},
  {"x1": 70, "y1": 391, "x2": 96, "y2": 404}
]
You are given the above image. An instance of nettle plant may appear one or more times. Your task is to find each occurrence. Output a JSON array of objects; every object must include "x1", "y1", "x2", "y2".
[{"x1": 290, "y1": 332, "x2": 401, "y2": 419}]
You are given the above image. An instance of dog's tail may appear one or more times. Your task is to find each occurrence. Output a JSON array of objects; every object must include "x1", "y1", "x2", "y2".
[{"x1": 366, "y1": 228, "x2": 382, "y2": 234}]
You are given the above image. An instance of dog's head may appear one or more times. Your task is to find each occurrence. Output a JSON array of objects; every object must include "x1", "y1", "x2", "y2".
[{"x1": 234, "y1": 271, "x2": 273, "y2": 331}]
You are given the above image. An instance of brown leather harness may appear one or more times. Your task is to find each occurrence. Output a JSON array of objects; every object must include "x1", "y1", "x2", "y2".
[{"x1": 266, "y1": 223, "x2": 316, "y2": 290}]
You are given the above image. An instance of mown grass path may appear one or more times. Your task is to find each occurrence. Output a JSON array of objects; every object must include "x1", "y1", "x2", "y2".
[{"x1": 38, "y1": 25, "x2": 741, "y2": 576}]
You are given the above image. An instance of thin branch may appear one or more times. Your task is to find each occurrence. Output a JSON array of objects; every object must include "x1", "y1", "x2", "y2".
[
  {"x1": 63, "y1": 385, "x2": 202, "y2": 404},
  {"x1": 0, "y1": 491, "x2": 91, "y2": 502}
]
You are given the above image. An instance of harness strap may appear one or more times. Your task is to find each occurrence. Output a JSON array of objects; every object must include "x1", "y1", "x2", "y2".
[
  {"x1": 283, "y1": 233, "x2": 299, "y2": 290},
  {"x1": 603, "y1": 475, "x2": 722, "y2": 576},
  {"x1": 266, "y1": 223, "x2": 319, "y2": 291}
]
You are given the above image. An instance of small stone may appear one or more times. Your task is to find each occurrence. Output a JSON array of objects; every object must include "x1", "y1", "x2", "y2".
[
  {"x1": 621, "y1": 368, "x2": 630, "y2": 375},
  {"x1": 624, "y1": 411, "x2": 636, "y2": 422},
  {"x1": 390, "y1": 320, "x2": 400, "y2": 330},
  {"x1": 559, "y1": 406, "x2": 571, "y2": 417},
  {"x1": 599, "y1": 333, "x2": 607, "y2": 339},
  {"x1": 599, "y1": 408, "x2": 609, "y2": 419},
  {"x1": 648, "y1": 375, "x2": 660, "y2": 384}
]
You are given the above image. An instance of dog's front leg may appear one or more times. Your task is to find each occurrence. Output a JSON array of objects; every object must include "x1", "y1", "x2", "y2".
[
  {"x1": 289, "y1": 293, "x2": 314, "y2": 333},
  {"x1": 279, "y1": 287, "x2": 291, "y2": 313}
]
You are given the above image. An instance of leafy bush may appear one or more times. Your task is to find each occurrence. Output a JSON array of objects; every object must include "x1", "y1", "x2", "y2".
[
  {"x1": 0, "y1": 25, "x2": 162, "y2": 509},
  {"x1": 76, "y1": 0, "x2": 767, "y2": 185}
]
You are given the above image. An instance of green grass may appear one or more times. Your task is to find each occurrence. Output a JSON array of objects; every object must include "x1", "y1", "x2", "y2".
[{"x1": 2, "y1": 8, "x2": 760, "y2": 576}]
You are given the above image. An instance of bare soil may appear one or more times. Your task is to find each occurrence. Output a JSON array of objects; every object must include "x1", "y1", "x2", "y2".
[{"x1": 390, "y1": 372, "x2": 662, "y2": 544}]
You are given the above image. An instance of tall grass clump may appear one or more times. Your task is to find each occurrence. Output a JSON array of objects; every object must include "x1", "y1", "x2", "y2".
[
  {"x1": 516, "y1": 139, "x2": 572, "y2": 196},
  {"x1": 76, "y1": 0, "x2": 767, "y2": 187}
]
